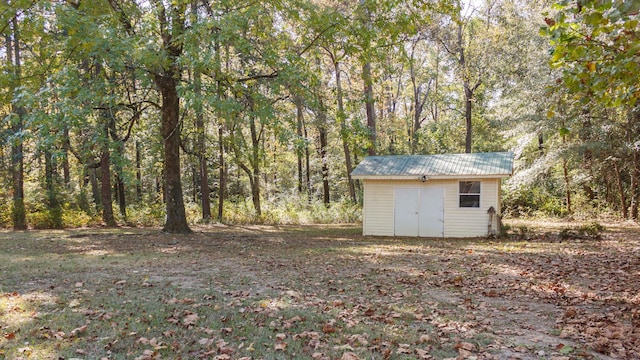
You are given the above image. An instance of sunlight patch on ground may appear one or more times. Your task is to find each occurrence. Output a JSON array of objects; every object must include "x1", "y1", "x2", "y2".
[{"x1": 0, "y1": 291, "x2": 58, "y2": 330}]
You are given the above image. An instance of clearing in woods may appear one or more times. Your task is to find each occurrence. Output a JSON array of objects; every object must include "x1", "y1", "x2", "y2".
[{"x1": 0, "y1": 220, "x2": 638, "y2": 359}]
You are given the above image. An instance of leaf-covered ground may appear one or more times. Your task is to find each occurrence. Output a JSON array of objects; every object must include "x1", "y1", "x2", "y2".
[{"x1": 0, "y1": 221, "x2": 639, "y2": 359}]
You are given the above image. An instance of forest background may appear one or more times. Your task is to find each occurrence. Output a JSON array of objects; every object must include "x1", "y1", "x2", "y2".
[{"x1": 0, "y1": 0, "x2": 638, "y2": 233}]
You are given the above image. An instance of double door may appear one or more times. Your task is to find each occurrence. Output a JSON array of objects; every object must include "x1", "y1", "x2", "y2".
[{"x1": 394, "y1": 188, "x2": 444, "y2": 237}]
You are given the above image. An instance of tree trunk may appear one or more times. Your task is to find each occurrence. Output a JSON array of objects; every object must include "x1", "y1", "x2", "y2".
[
  {"x1": 90, "y1": 167, "x2": 101, "y2": 211},
  {"x1": 295, "y1": 97, "x2": 305, "y2": 194},
  {"x1": 456, "y1": 18, "x2": 479, "y2": 154},
  {"x1": 194, "y1": 69, "x2": 211, "y2": 222},
  {"x1": 62, "y1": 127, "x2": 71, "y2": 187},
  {"x1": 320, "y1": 126, "x2": 330, "y2": 205},
  {"x1": 561, "y1": 132, "x2": 572, "y2": 214},
  {"x1": 363, "y1": 61, "x2": 376, "y2": 156},
  {"x1": 304, "y1": 118, "x2": 312, "y2": 201},
  {"x1": 117, "y1": 175, "x2": 126, "y2": 222},
  {"x1": 318, "y1": 100, "x2": 330, "y2": 205},
  {"x1": 334, "y1": 60, "x2": 357, "y2": 203},
  {"x1": 7, "y1": 16, "x2": 27, "y2": 230},
  {"x1": 249, "y1": 114, "x2": 262, "y2": 216},
  {"x1": 156, "y1": 74, "x2": 191, "y2": 233},
  {"x1": 627, "y1": 107, "x2": 640, "y2": 219},
  {"x1": 613, "y1": 161, "x2": 628, "y2": 219},
  {"x1": 464, "y1": 83, "x2": 473, "y2": 153},
  {"x1": 218, "y1": 125, "x2": 225, "y2": 222},
  {"x1": 45, "y1": 150, "x2": 63, "y2": 228},
  {"x1": 136, "y1": 141, "x2": 142, "y2": 202},
  {"x1": 100, "y1": 145, "x2": 116, "y2": 227}
]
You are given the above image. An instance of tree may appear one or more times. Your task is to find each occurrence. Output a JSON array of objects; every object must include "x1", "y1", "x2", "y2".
[
  {"x1": 4, "y1": 6, "x2": 27, "y2": 230},
  {"x1": 544, "y1": 0, "x2": 640, "y2": 218},
  {"x1": 106, "y1": 0, "x2": 191, "y2": 233}
]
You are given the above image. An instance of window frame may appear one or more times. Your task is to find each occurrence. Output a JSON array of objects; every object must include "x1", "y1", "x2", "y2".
[{"x1": 459, "y1": 180, "x2": 481, "y2": 208}]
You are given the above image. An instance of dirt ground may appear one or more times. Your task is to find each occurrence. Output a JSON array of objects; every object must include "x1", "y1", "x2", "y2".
[{"x1": 1, "y1": 220, "x2": 639, "y2": 359}]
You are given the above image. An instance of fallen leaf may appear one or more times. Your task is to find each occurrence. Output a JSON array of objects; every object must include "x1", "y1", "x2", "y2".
[
  {"x1": 341, "y1": 351, "x2": 359, "y2": 360},
  {"x1": 71, "y1": 325, "x2": 88, "y2": 337},
  {"x1": 182, "y1": 313, "x2": 199, "y2": 327},
  {"x1": 322, "y1": 323, "x2": 336, "y2": 333}
]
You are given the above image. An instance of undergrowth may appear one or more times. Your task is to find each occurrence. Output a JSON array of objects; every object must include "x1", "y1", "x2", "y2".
[{"x1": 1, "y1": 197, "x2": 361, "y2": 229}]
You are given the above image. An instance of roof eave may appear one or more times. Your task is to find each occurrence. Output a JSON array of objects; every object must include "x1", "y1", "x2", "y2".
[{"x1": 351, "y1": 174, "x2": 512, "y2": 180}]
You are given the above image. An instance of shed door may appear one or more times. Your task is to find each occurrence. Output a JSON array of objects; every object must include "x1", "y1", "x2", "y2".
[
  {"x1": 394, "y1": 189, "x2": 420, "y2": 236},
  {"x1": 394, "y1": 188, "x2": 444, "y2": 237},
  {"x1": 418, "y1": 187, "x2": 444, "y2": 237}
]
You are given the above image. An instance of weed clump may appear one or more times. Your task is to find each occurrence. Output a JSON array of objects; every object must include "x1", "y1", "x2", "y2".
[{"x1": 559, "y1": 222, "x2": 605, "y2": 240}]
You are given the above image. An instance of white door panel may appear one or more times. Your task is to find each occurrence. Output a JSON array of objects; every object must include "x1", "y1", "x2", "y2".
[{"x1": 394, "y1": 189, "x2": 419, "y2": 236}]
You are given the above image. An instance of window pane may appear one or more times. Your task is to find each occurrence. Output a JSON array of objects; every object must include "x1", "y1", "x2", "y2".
[
  {"x1": 460, "y1": 194, "x2": 480, "y2": 208},
  {"x1": 459, "y1": 181, "x2": 480, "y2": 194}
]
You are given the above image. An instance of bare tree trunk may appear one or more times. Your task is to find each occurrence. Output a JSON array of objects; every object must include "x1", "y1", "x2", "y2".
[
  {"x1": 318, "y1": 100, "x2": 330, "y2": 205},
  {"x1": 136, "y1": 141, "x2": 142, "y2": 202},
  {"x1": 7, "y1": 16, "x2": 26, "y2": 230},
  {"x1": 295, "y1": 97, "x2": 305, "y2": 194},
  {"x1": 249, "y1": 115, "x2": 262, "y2": 216},
  {"x1": 613, "y1": 161, "x2": 628, "y2": 219},
  {"x1": 561, "y1": 131, "x2": 572, "y2": 214},
  {"x1": 62, "y1": 127, "x2": 71, "y2": 187},
  {"x1": 45, "y1": 150, "x2": 63, "y2": 229},
  {"x1": 156, "y1": 74, "x2": 191, "y2": 233},
  {"x1": 454, "y1": 16, "x2": 480, "y2": 153},
  {"x1": 563, "y1": 157, "x2": 572, "y2": 214},
  {"x1": 99, "y1": 135, "x2": 116, "y2": 227},
  {"x1": 194, "y1": 70, "x2": 211, "y2": 222},
  {"x1": 217, "y1": 125, "x2": 225, "y2": 222},
  {"x1": 90, "y1": 167, "x2": 101, "y2": 211},
  {"x1": 304, "y1": 118, "x2": 311, "y2": 201},
  {"x1": 464, "y1": 83, "x2": 474, "y2": 153},
  {"x1": 628, "y1": 108, "x2": 639, "y2": 219},
  {"x1": 363, "y1": 62, "x2": 376, "y2": 156},
  {"x1": 334, "y1": 60, "x2": 357, "y2": 202},
  {"x1": 117, "y1": 175, "x2": 126, "y2": 221}
]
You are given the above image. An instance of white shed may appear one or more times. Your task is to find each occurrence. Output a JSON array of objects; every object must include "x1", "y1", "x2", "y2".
[{"x1": 351, "y1": 152, "x2": 514, "y2": 238}]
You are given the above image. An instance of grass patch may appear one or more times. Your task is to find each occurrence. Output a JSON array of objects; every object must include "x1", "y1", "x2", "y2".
[{"x1": 1, "y1": 221, "x2": 639, "y2": 359}]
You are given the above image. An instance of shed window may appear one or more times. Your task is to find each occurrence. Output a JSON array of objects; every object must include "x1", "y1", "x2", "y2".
[{"x1": 459, "y1": 181, "x2": 480, "y2": 208}]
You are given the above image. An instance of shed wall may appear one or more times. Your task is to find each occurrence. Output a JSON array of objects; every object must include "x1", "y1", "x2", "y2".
[{"x1": 362, "y1": 178, "x2": 501, "y2": 237}]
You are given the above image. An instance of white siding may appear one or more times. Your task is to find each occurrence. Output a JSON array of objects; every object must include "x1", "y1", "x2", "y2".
[
  {"x1": 363, "y1": 181, "x2": 395, "y2": 236},
  {"x1": 362, "y1": 178, "x2": 502, "y2": 237}
]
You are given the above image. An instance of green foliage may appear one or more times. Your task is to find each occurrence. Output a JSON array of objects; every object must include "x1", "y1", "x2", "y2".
[
  {"x1": 543, "y1": 0, "x2": 640, "y2": 107},
  {"x1": 503, "y1": 183, "x2": 568, "y2": 218},
  {"x1": 124, "y1": 204, "x2": 166, "y2": 227},
  {"x1": 223, "y1": 196, "x2": 362, "y2": 225}
]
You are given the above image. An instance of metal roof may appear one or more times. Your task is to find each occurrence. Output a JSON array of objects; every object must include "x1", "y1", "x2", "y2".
[{"x1": 351, "y1": 152, "x2": 514, "y2": 179}]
